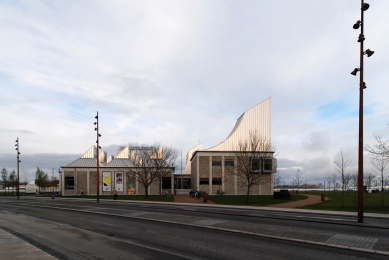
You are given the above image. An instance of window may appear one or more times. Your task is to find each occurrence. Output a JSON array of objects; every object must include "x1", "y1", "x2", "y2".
[
  {"x1": 212, "y1": 178, "x2": 222, "y2": 185},
  {"x1": 264, "y1": 158, "x2": 272, "y2": 171},
  {"x1": 174, "y1": 178, "x2": 181, "y2": 189},
  {"x1": 183, "y1": 178, "x2": 191, "y2": 189},
  {"x1": 224, "y1": 160, "x2": 234, "y2": 167},
  {"x1": 162, "y1": 178, "x2": 171, "y2": 189},
  {"x1": 251, "y1": 158, "x2": 260, "y2": 171},
  {"x1": 212, "y1": 161, "x2": 221, "y2": 166},
  {"x1": 200, "y1": 178, "x2": 209, "y2": 185},
  {"x1": 64, "y1": 177, "x2": 74, "y2": 190}
]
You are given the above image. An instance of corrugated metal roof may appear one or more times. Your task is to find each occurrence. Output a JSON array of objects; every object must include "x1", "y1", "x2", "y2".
[
  {"x1": 105, "y1": 158, "x2": 134, "y2": 167},
  {"x1": 63, "y1": 158, "x2": 105, "y2": 167}
]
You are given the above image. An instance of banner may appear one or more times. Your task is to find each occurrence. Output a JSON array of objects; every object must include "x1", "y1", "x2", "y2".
[
  {"x1": 103, "y1": 172, "x2": 111, "y2": 191},
  {"x1": 115, "y1": 172, "x2": 123, "y2": 192},
  {"x1": 127, "y1": 172, "x2": 136, "y2": 194}
]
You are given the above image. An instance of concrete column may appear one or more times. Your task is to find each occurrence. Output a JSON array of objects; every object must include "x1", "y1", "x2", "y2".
[
  {"x1": 61, "y1": 171, "x2": 65, "y2": 196},
  {"x1": 196, "y1": 155, "x2": 199, "y2": 190},
  {"x1": 87, "y1": 170, "x2": 90, "y2": 195},
  {"x1": 209, "y1": 156, "x2": 212, "y2": 194},
  {"x1": 222, "y1": 156, "x2": 225, "y2": 192},
  {"x1": 234, "y1": 156, "x2": 237, "y2": 195}
]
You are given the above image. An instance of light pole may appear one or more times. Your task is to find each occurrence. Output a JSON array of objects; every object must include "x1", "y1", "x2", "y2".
[
  {"x1": 351, "y1": 1, "x2": 374, "y2": 223},
  {"x1": 15, "y1": 137, "x2": 21, "y2": 199},
  {"x1": 94, "y1": 112, "x2": 101, "y2": 203}
]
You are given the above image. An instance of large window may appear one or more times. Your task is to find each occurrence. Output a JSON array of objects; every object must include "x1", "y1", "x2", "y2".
[
  {"x1": 251, "y1": 158, "x2": 260, "y2": 172},
  {"x1": 183, "y1": 178, "x2": 191, "y2": 189},
  {"x1": 174, "y1": 178, "x2": 181, "y2": 189},
  {"x1": 264, "y1": 158, "x2": 273, "y2": 172},
  {"x1": 64, "y1": 177, "x2": 74, "y2": 190},
  {"x1": 162, "y1": 178, "x2": 171, "y2": 189}
]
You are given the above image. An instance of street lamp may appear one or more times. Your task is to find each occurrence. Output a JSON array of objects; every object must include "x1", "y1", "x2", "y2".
[
  {"x1": 15, "y1": 138, "x2": 20, "y2": 199},
  {"x1": 94, "y1": 112, "x2": 101, "y2": 203},
  {"x1": 351, "y1": 1, "x2": 374, "y2": 223}
]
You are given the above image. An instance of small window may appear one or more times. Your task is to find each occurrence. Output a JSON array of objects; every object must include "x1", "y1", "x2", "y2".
[
  {"x1": 200, "y1": 178, "x2": 209, "y2": 185},
  {"x1": 212, "y1": 161, "x2": 221, "y2": 166},
  {"x1": 264, "y1": 158, "x2": 273, "y2": 171},
  {"x1": 212, "y1": 178, "x2": 222, "y2": 185},
  {"x1": 224, "y1": 160, "x2": 234, "y2": 167},
  {"x1": 64, "y1": 177, "x2": 74, "y2": 190},
  {"x1": 251, "y1": 158, "x2": 260, "y2": 171}
]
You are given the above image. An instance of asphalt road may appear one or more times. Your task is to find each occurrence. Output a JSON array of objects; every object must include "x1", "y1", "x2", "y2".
[{"x1": 1, "y1": 196, "x2": 388, "y2": 259}]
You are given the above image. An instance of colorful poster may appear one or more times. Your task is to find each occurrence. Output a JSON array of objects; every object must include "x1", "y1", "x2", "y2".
[
  {"x1": 127, "y1": 173, "x2": 136, "y2": 194},
  {"x1": 103, "y1": 172, "x2": 111, "y2": 191},
  {"x1": 115, "y1": 172, "x2": 123, "y2": 192}
]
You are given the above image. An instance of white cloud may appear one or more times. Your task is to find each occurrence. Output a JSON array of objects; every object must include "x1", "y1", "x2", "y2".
[{"x1": 1, "y1": 0, "x2": 388, "y2": 183}]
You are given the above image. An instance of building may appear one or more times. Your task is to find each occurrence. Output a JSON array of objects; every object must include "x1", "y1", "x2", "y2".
[
  {"x1": 60, "y1": 146, "x2": 175, "y2": 196},
  {"x1": 185, "y1": 97, "x2": 276, "y2": 195},
  {"x1": 60, "y1": 97, "x2": 275, "y2": 196}
]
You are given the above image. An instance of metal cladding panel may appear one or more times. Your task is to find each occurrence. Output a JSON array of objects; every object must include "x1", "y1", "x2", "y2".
[
  {"x1": 116, "y1": 146, "x2": 130, "y2": 158},
  {"x1": 205, "y1": 97, "x2": 271, "y2": 151},
  {"x1": 81, "y1": 146, "x2": 96, "y2": 158},
  {"x1": 105, "y1": 158, "x2": 133, "y2": 167},
  {"x1": 182, "y1": 143, "x2": 203, "y2": 174}
]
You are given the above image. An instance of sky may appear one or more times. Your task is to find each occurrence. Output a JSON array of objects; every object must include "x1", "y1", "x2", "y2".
[{"x1": 1, "y1": 0, "x2": 388, "y2": 185}]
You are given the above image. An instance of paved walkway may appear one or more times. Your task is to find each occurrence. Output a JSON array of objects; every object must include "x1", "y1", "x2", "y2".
[{"x1": 267, "y1": 194, "x2": 327, "y2": 208}]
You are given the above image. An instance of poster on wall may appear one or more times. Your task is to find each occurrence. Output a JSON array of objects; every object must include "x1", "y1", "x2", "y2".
[
  {"x1": 103, "y1": 172, "x2": 111, "y2": 191},
  {"x1": 127, "y1": 172, "x2": 136, "y2": 194},
  {"x1": 115, "y1": 172, "x2": 123, "y2": 192}
]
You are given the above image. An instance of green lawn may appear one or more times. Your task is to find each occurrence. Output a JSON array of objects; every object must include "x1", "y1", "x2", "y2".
[
  {"x1": 300, "y1": 190, "x2": 389, "y2": 214},
  {"x1": 208, "y1": 194, "x2": 307, "y2": 206}
]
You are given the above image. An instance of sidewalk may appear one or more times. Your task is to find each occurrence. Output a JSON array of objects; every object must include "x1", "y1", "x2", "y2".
[
  {"x1": 267, "y1": 194, "x2": 326, "y2": 208},
  {"x1": 0, "y1": 228, "x2": 56, "y2": 259}
]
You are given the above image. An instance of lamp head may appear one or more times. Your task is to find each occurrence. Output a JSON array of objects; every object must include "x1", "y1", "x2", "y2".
[
  {"x1": 94, "y1": 127, "x2": 97, "y2": 131},
  {"x1": 351, "y1": 68, "x2": 360, "y2": 76},
  {"x1": 358, "y1": 34, "x2": 365, "y2": 42},
  {"x1": 98, "y1": 134, "x2": 101, "y2": 137},
  {"x1": 94, "y1": 122, "x2": 97, "y2": 125},
  {"x1": 361, "y1": 3, "x2": 370, "y2": 11},
  {"x1": 364, "y1": 49, "x2": 374, "y2": 57},
  {"x1": 353, "y1": 20, "x2": 361, "y2": 29},
  {"x1": 362, "y1": 82, "x2": 367, "y2": 89}
]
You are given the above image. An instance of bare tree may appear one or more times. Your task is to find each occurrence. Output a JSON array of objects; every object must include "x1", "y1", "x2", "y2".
[
  {"x1": 333, "y1": 151, "x2": 352, "y2": 208},
  {"x1": 365, "y1": 133, "x2": 389, "y2": 160},
  {"x1": 293, "y1": 169, "x2": 303, "y2": 191},
  {"x1": 232, "y1": 130, "x2": 276, "y2": 203},
  {"x1": 350, "y1": 171, "x2": 358, "y2": 202},
  {"x1": 128, "y1": 145, "x2": 159, "y2": 196},
  {"x1": 151, "y1": 143, "x2": 178, "y2": 197},
  {"x1": 370, "y1": 155, "x2": 388, "y2": 207},
  {"x1": 324, "y1": 171, "x2": 332, "y2": 193},
  {"x1": 364, "y1": 172, "x2": 375, "y2": 202},
  {"x1": 273, "y1": 170, "x2": 282, "y2": 191}
]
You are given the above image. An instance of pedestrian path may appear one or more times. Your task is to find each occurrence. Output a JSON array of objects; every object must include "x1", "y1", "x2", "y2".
[
  {"x1": 267, "y1": 194, "x2": 326, "y2": 208},
  {"x1": 0, "y1": 228, "x2": 57, "y2": 259}
]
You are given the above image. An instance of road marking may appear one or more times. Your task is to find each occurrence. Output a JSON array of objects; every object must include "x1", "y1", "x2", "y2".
[{"x1": 193, "y1": 219, "x2": 225, "y2": 226}]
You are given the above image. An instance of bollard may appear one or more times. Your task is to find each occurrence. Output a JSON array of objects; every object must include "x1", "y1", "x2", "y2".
[
  {"x1": 321, "y1": 194, "x2": 325, "y2": 201},
  {"x1": 295, "y1": 190, "x2": 298, "y2": 194},
  {"x1": 203, "y1": 193, "x2": 208, "y2": 203}
]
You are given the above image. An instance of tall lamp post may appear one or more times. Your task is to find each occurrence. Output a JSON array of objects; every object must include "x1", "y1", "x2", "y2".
[
  {"x1": 94, "y1": 112, "x2": 101, "y2": 203},
  {"x1": 350, "y1": 1, "x2": 374, "y2": 223},
  {"x1": 15, "y1": 137, "x2": 21, "y2": 199}
]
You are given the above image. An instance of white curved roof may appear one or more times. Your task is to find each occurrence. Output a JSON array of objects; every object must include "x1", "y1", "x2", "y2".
[
  {"x1": 205, "y1": 97, "x2": 271, "y2": 151},
  {"x1": 182, "y1": 143, "x2": 203, "y2": 174}
]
